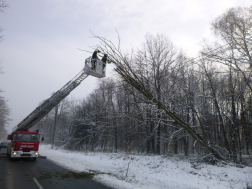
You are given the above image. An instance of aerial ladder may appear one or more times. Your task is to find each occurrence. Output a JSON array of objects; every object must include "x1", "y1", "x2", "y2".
[
  {"x1": 6, "y1": 56, "x2": 107, "y2": 160},
  {"x1": 11, "y1": 56, "x2": 106, "y2": 135}
]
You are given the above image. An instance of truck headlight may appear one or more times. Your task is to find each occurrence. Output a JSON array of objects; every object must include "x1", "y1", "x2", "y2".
[
  {"x1": 35, "y1": 152, "x2": 38, "y2": 156},
  {"x1": 13, "y1": 152, "x2": 16, "y2": 156}
]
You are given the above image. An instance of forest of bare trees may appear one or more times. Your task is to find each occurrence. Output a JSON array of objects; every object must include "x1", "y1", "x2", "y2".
[{"x1": 28, "y1": 5, "x2": 252, "y2": 163}]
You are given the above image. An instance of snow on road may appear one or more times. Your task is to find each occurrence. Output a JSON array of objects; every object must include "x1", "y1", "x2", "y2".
[{"x1": 39, "y1": 145, "x2": 252, "y2": 189}]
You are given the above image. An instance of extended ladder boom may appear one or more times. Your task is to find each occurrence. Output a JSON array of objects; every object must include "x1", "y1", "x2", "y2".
[
  {"x1": 11, "y1": 56, "x2": 106, "y2": 135},
  {"x1": 12, "y1": 69, "x2": 89, "y2": 134}
]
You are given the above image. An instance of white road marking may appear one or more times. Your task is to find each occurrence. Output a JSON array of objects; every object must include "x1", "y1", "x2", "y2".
[{"x1": 33, "y1": 178, "x2": 44, "y2": 189}]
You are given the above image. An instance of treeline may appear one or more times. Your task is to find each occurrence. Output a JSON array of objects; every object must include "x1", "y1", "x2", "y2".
[
  {"x1": 0, "y1": 95, "x2": 9, "y2": 140},
  {"x1": 33, "y1": 6, "x2": 252, "y2": 163}
]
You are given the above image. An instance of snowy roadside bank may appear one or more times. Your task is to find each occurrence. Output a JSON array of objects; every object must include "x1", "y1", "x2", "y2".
[{"x1": 39, "y1": 145, "x2": 252, "y2": 189}]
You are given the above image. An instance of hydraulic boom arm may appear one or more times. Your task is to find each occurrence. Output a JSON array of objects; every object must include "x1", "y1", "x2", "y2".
[
  {"x1": 11, "y1": 56, "x2": 106, "y2": 135},
  {"x1": 12, "y1": 69, "x2": 89, "y2": 134}
]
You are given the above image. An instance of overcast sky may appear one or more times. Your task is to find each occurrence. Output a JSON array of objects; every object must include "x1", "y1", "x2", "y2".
[{"x1": 0, "y1": 0, "x2": 251, "y2": 133}]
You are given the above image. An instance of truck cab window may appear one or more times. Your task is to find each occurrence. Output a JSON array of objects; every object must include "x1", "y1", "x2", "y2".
[
  {"x1": 16, "y1": 134, "x2": 39, "y2": 142},
  {"x1": 17, "y1": 134, "x2": 23, "y2": 141}
]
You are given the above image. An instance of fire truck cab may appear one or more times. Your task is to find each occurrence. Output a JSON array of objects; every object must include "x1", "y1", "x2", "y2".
[{"x1": 7, "y1": 129, "x2": 43, "y2": 161}]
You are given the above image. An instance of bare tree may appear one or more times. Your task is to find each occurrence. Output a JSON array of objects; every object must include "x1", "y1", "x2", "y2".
[
  {"x1": 0, "y1": 0, "x2": 8, "y2": 42},
  {"x1": 203, "y1": 6, "x2": 252, "y2": 91},
  {"x1": 0, "y1": 96, "x2": 10, "y2": 140},
  {"x1": 201, "y1": 5, "x2": 252, "y2": 162},
  {"x1": 90, "y1": 33, "x2": 227, "y2": 161},
  {"x1": 0, "y1": 0, "x2": 8, "y2": 12},
  {"x1": 0, "y1": 0, "x2": 9, "y2": 139},
  {"x1": 135, "y1": 33, "x2": 176, "y2": 154}
]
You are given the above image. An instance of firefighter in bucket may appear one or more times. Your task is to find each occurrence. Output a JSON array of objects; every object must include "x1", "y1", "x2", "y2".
[
  {"x1": 91, "y1": 49, "x2": 101, "y2": 69},
  {"x1": 102, "y1": 54, "x2": 109, "y2": 73}
]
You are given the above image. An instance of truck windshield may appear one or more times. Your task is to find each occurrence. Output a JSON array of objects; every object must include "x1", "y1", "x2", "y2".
[{"x1": 16, "y1": 134, "x2": 39, "y2": 142}]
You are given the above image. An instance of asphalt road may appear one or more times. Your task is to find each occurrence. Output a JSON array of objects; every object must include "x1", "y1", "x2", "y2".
[{"x1": 0, "y1": 148, "x2": 113, "y2": 189}]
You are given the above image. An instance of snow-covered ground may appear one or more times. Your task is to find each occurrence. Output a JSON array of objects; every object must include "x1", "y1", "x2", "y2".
[{"x1": 39, "y1": 145, "x2": 252, "y2": 189}]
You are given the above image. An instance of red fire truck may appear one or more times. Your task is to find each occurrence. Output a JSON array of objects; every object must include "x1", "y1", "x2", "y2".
[
  {"x1": 7, "y1": 129, "x2": 44, "y2": 161},
  {"x1": 6, "y1": 55, "x2": 107, "y2": 161}
]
